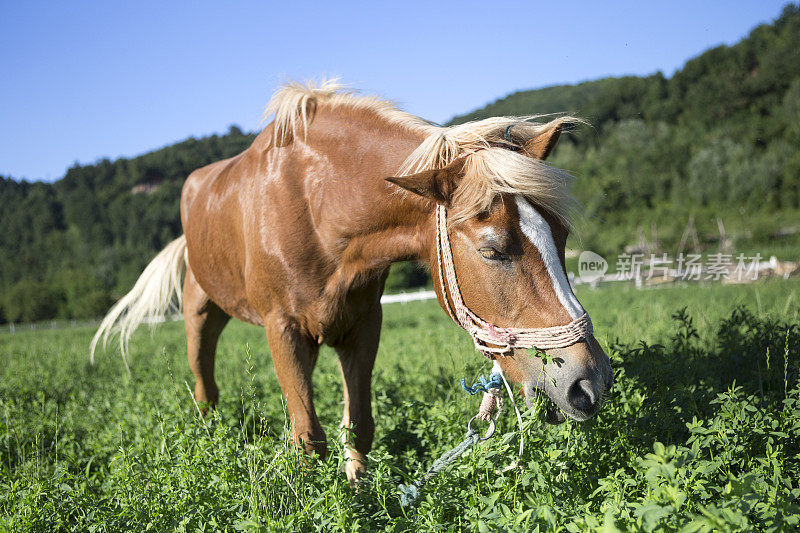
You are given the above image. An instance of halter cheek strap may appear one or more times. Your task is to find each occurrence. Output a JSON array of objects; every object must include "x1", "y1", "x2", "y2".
[{"x1": 434, "y1": 204, "x2": 593, "y2": 359}]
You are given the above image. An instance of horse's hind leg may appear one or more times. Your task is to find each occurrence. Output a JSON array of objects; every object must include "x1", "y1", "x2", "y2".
[
  {"x1": 334, "y1": 301, "x2": 381, "y2": 487},
  {"x1": 183, "y1": 268, "x2": 230, "y2": 407}
]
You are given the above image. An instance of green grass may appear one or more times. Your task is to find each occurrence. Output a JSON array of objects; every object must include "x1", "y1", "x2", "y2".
[{"x1": 1, "y1": 280, "x2": 799, "y2": 531}]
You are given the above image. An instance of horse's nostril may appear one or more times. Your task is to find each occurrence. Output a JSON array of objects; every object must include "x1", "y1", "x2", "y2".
[{"x1": 567, "y1": 379, "x2": 598, "y2": 413}]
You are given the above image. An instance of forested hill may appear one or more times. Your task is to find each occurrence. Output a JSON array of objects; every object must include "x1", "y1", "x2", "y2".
[
  {"x1": 0, "y1": 127, "x2": 255, "y2": 323},
  {"x1": 2, "y1": 4, "x2": 799, "y2": 324}
]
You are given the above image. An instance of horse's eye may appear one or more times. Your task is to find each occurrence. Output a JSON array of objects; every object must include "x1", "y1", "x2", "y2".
[{"x1": 479, "y1": 247, "x2": 507, "y2": 261}]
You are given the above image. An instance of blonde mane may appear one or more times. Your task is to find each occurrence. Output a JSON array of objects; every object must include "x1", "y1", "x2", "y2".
[
  {"x1": 264, "y1": 79, "x2": 580, "y2": 225},
  {"x1": 264, "y1": 78, "x2": 435, "y2": 145}
]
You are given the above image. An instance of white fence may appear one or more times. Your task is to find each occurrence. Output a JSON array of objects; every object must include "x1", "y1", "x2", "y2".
[{"x1": 379, "y1": 289, "x2": 437, "y2": 304}]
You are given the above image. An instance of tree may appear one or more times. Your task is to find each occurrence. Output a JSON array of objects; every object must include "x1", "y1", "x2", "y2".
[{"x1": 4, "y1": 279, "x2": 61, "y2": 323}]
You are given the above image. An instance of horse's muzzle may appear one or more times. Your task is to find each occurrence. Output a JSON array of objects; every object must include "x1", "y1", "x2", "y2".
[{"x1": 522, "y1": 338, "x2": 613, "y2": 422}]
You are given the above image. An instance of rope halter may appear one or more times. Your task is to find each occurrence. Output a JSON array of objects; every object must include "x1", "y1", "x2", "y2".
[{"x1": 434, "y1": 204, "x2": 593, "y2": 359}]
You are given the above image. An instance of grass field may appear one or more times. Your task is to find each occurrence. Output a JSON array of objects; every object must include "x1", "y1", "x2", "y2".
[{"x1": 2, "y1": 279, "x2": 799, "y2": 531}]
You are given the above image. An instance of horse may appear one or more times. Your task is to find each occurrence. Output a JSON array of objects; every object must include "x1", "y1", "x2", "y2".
[{"x1": 91, "y1": 79, "x2": 613, "y2": 485}]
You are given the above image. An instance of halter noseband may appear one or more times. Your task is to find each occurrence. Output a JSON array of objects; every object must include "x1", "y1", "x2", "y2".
[{"x1": 434, "y1": 204, "x2": 593, "y2": 359}]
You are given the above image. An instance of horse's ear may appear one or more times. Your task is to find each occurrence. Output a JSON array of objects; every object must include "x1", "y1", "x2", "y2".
[
  {"x1": 523, "y1": 124, "x2": 562, "y2": 160},
  {"x1": 385, "y1": 158, "x2": 465, "y2": 206}
]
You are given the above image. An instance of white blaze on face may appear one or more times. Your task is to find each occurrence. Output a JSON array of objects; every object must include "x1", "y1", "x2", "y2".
[{"x1": 515, "y1": 196, "x2": 584, "y2": 321}]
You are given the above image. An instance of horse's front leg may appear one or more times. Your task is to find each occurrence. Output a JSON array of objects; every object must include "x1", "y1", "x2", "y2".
[
  {"x1": 264, "y1": 317, "x2": 327, "y2": 458},
  {"x1": 334, "y1": 302, "x2": 381, "y2": 487}
]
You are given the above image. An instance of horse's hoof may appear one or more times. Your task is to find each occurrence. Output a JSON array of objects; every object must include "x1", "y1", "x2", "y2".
[{"x1": 344, "y1": 458, "x2": 367, "y2": 489}]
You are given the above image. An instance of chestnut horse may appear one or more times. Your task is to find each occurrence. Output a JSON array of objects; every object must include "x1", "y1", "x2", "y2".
[{"x1": 92, "y1": 80, "x2": 612, "y2": 485}]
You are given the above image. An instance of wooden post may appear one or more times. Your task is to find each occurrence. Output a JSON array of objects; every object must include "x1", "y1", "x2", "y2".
[
  {"x1": 678, "y1": 215, "x2": 700, "y2": 256},
  {"x1": 717, "y1": 218, "x2": 731, "y2": 251}
]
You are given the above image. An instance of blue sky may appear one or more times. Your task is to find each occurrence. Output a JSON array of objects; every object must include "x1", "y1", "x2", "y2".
[{"x1": 0, "y1": 1, "x2": 791, "y2": 182}]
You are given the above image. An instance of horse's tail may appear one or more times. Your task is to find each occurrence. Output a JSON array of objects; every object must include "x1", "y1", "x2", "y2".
[{"x1": 90, "y1": 235, "x2": 187, "y2": 371}]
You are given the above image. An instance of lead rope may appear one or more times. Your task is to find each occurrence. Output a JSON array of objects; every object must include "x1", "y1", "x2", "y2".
[
  {"x1": 463, "y1": 363, "x2": 524, "y2": 471},
  {"x1": 398, "y1": 367, "x2": 524, "y2": 507},
  {"x1": 398, "y1": 417, "x2": 494, "y2": 507},
  {"x1": 473, "y1": 362, "x2": 525, "y2": 471}
]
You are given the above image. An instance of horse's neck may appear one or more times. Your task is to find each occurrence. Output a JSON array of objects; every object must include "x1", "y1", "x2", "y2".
[{"x1": 300, "y1": 108, "x2": 436, "y2": 270}]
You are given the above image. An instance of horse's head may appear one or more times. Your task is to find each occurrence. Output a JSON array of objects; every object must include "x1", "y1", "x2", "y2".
[
  {"x1": 388, "y1": 125, "x2": 612, "y2": 422},
  {"x1": 440, "y1": 192, "x2": 612, "y2": 422}
]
